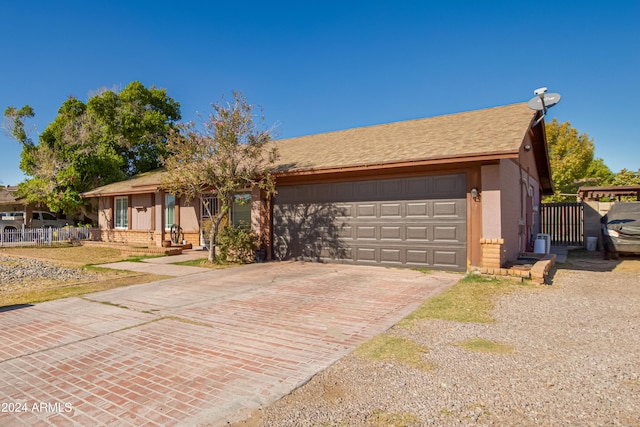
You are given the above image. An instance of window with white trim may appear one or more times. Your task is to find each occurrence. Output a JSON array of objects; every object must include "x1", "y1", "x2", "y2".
[
  {"x1": 114, "y1": 197, "x2": 128, "y2": 229},
  {"x1": 165, "y1": 194, "x2": 176, "y2": 229}
]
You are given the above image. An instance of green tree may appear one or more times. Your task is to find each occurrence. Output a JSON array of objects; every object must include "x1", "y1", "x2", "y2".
[
  {"x1": 4, "y1": 81, "x2": 181, "y2": 219},
  {"x1": 3, "y1": 105, "x2": 34, "y2": 144},
  {"x1": 612, "y1": 168, "x2": 640, "y2": 186},
  {"x1": 545, "y1": 118, "x2": 613, "y2": 201},
  {"x1": 162, "y1": 91, "x2": 278, "y2": 262}
]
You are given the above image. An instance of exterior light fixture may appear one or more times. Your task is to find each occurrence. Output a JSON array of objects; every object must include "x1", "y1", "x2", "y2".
[{"x1": 470, "y1": 187, "x2": 480, "y2": 199}]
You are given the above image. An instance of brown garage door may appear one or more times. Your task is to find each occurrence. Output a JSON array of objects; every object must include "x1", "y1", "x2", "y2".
[{"x1": 273, "y1": 174, "x2": 467, "y2": 271}]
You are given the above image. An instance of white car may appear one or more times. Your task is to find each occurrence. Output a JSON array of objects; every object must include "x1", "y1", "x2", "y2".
[{"x1": 30, "y1": 211, "x2": 69, "y2": 228}]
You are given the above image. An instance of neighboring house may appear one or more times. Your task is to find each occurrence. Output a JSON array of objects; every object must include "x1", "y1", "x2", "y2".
[
  {"x1": 82, "y1": 103, "x2": 552, "y2": 271},
  {"x1": 0, "y1": 186, "x2": 25, "y2": 213}
]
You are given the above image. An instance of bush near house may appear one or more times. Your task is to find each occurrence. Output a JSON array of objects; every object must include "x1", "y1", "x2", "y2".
[{"x1": 216, "y1": 224, "x2": 259, "y2": 264}]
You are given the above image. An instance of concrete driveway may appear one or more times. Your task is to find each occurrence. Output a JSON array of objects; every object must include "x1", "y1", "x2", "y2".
[{"x1": 0, "y1": 261, "x2": 460, "y2": 426}]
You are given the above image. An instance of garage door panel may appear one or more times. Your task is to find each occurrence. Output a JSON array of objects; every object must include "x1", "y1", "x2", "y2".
[
  {"x1": 406, "y1": 226, "x2": 429, "y2": 240},
  {"x1": 381, "y1": 248, "x2": 402, "y2": 263},
  {"x1": 381, "y1": 203, "x2": 402, "y2": 217},
  {"x1": 407, "y1": 249, "x2": 429, "y2": 264},
  {"x1": 381, "y1": 226, "x2": 402, "y2": 239},
  {"x1": 406, "y1": 202, "x2": 429, "y2": 216},
  {"x1": 433, "y1": 249, "x2": 464, "y2": 268},
  {"x1": 404, "y1": 176, "x2": 430, "y2": 195},
  {"x1": 357, "y1": 204, "x2": 376, "y2": 217},
  {"x1": 334, "y1": 203, "x2": 352, "y2": 218},
  {"x1": 338, "y1": 225, "x2": 353, "y2": 238},
  {"x1": 356, "y1": 226, "x2": 376, "y2": 239},
  {"x1": 434, "y1": 201, "x2": 460, "y2": 216},
  {"x1": 356, "y1": 247, "x2": 377, "y2": 262},
  {"x1": 356, "y1": 181, "x2": 377, "y2": 198},
  {"x1": 274, "y1": 174, "x2": 467, "y2": 270},
  {"x1": 433, "y1": 226, "x2": 460, "y2": 241}
]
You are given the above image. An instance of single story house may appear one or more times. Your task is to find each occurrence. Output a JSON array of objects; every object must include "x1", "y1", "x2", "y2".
[
  {"x1": 0, "y1": 186, "x2": 46, "y2": 226},
  {"x1": 82, "y1": 102, "x2": 552, "y2": 271},
  {"x1": 0, "y1": 186, "x2": 25, "y2": 213}
]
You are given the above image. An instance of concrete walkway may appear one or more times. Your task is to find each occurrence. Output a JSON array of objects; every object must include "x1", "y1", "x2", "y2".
[
  {"x1": 0, "y1": 262, "x2": 460, "y2": 426},
  {"x1": 97, "y1": 249, "x2": 211, "y2": 276}
]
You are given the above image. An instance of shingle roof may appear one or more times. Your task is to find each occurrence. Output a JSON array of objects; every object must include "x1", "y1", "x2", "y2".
[
  {"x1": 0, "y1": 186, "x2": 22, "y2": 204},
  {"x1": 272, "y1": 103, "x2": 535, "y2": 172},
  {"x1": 81, "y1": 169, "x2": 167, "y2": 197},
  {"x1": 82, "y1": 103, "x2": 540, "y2": 197}
]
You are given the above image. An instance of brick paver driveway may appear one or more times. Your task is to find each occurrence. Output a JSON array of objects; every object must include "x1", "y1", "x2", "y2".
[{"x1": 0, "y1": 262, "x2": 460, "y2": 426}]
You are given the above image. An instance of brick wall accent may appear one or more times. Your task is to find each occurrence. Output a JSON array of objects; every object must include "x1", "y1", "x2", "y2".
[
  {"x1": 100, "y1": 229, "x2": 156, "y2": 246},
  {"x1": 99, "y1": 229, "x2": 200, "y2": 247},
  {"x1": 480, "y1": 238, "x2": 505, "y2": 268}
]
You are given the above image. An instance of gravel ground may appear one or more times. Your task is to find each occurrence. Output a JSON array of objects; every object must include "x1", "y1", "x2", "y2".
[
  {"x1": 232, "y1": 258, "x2": 640, "y2": 426},
  {"x1": 0, "y1": 256, "x2": 97, "y2": 291}
]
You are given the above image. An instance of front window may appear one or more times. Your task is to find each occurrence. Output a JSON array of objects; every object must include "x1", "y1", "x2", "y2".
[
  {"x1": 232, "y1": 193, "x2": 252, "y2": 228},
  {"x1": 201, "y1": 195, "x2": 219, "y2": 220},
  {"x1": 115, "y1": 197, "x2": 128, "y2": 229},
  {"x1": 165, "y1": 194, "x2": 176, "y2": 229}
]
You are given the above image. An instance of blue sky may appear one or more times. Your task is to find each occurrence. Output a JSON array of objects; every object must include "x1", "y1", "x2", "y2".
[{"x1": 1, "y1": 1, "x2": 638, "y2": 185}]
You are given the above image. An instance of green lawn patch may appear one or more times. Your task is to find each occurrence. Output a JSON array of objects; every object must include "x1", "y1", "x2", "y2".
[
  {"x1": 399, "y1": 274, "x2": 535, "y2": 326},
  {"x1": 456, "y1": 338, "x2": 515, "y2": 354},
  {"x1": 126, "y1": 254, "x2": 167, "y2": 262},
  {"x1": 0, "y1": 273, "x2": 171, "y2": 307},
  {"x1": 353, "y1": 334, "x2": 436, "y2": 371}
]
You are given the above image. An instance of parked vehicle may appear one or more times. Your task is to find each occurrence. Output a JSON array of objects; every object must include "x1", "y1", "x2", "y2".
[
  {"x1": 1, "y1": 212, "x2": 24, "y2": 243},
  {"x1": 29, "y1": 211, "x2": 68, "y2": 228},
  {"x1": 1, "y1": 211, "x2": 68, "y2": 230},
  {"x1": 602, "y1": 202, "x2": 640, "y2": 254}
]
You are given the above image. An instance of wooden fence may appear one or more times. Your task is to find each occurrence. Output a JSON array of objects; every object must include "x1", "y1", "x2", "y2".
[{"x1": 541, "y1": 202, "x2": 584, "y2": 246}]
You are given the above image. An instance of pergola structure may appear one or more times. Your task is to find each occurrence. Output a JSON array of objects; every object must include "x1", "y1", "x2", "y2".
[{"x1": 577, "y1": 185, "x2": 640, "y2": 201}]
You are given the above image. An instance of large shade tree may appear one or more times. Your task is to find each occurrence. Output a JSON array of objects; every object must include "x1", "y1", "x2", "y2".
[
  {"x1": 611, "y1": 168, "x2": 640, "y2": 186},
  {"x1": 545, "y1": 118, "x2": 614, "y2": 201},
  {"x1": 162, "y1": 91, "x2": 278, "y2": 262},
  {"x1": 4, "y1": 81, "x2": 180, "y2": 219}
]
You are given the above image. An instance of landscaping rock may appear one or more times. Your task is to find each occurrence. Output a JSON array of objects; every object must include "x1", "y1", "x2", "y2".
[{"x1": 0, "y1": 256, "x2": 97, "y2": 289}]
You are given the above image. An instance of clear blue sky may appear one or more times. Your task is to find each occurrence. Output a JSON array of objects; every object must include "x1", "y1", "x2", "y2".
[{"x1": 1, "y1": 1, "x2": 638, "y2": 185}]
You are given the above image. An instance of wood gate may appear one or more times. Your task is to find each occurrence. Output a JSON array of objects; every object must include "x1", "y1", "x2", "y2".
[{"x1": 541, "y1": 202, "x2": 584, "y2": 246}]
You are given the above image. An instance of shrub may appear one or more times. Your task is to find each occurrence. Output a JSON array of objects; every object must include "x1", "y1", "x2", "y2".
[{"x1": 216, "y1": 224, "x2": 258, "y2": 264}]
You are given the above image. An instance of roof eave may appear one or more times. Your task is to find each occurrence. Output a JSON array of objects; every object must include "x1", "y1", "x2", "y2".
[
  {"x1": 81, "y1": 185, "x2": 162, "y2": 198},
  {"x1": 273, "y1": 151, "x2": 520, "y2": 178}
]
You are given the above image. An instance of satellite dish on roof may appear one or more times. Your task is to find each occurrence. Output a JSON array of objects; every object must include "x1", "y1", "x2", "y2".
[
  {"x1": 528, "y1": 87, "x2": 561, "y2": 126},
  {"x1": 528, "y1": 92, "x2": 561, "y2": 111}
]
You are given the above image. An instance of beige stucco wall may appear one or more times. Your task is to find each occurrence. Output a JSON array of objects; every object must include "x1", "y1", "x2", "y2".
[
  {"x1": 480, "y1": 142, "x2": 544, "y2": 267},
  {"x1": 499, "y1": 159, "x2": 524, "y2": 262},
  {"x1": 481, "y1": 164, "x2": 501, "y2": 239},
  {"x1": 131, "y1": 194, "x2": 152, "y2": 230},
  {"x1": 153, "y1": 191, "x2": 163, "y2": 234},
  {"x1": 583, "y1": 201, "x2": 613, "y2": 249},
  {"x1": 179, "y1": 196, "x2": 200, "y2": 233},
  {"x1": 98, "y1": 197, "x2": 112, "y2": 229}
]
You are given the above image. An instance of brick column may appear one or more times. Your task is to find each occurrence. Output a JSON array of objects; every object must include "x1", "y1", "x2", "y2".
[{"x1": 480, "y1": 238, "x2": 505, "y2": 268}]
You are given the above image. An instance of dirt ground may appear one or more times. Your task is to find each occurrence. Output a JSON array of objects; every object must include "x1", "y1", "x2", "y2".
[
  {"x1": 229, "y1": 249, "x2": 640, "y2": 427},
  {"x1": 557, "y1": 248, "x2": 640, "y2": 273},
  {"x1": 0, "y1": 245, "x2": 169, "y2": 306}
]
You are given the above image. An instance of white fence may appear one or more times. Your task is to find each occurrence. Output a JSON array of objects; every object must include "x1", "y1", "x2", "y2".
[{"x1": 0, "y1": 227, "x2": 98, "y2": 247}]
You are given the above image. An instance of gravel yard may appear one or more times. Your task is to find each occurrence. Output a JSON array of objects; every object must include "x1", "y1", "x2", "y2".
[
  {"x1": 0, "y1": 255, "x2": 98, "y2": 291},
  {"x1": 233, "y1": 255, "x2": 640, "y2": 426}
]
